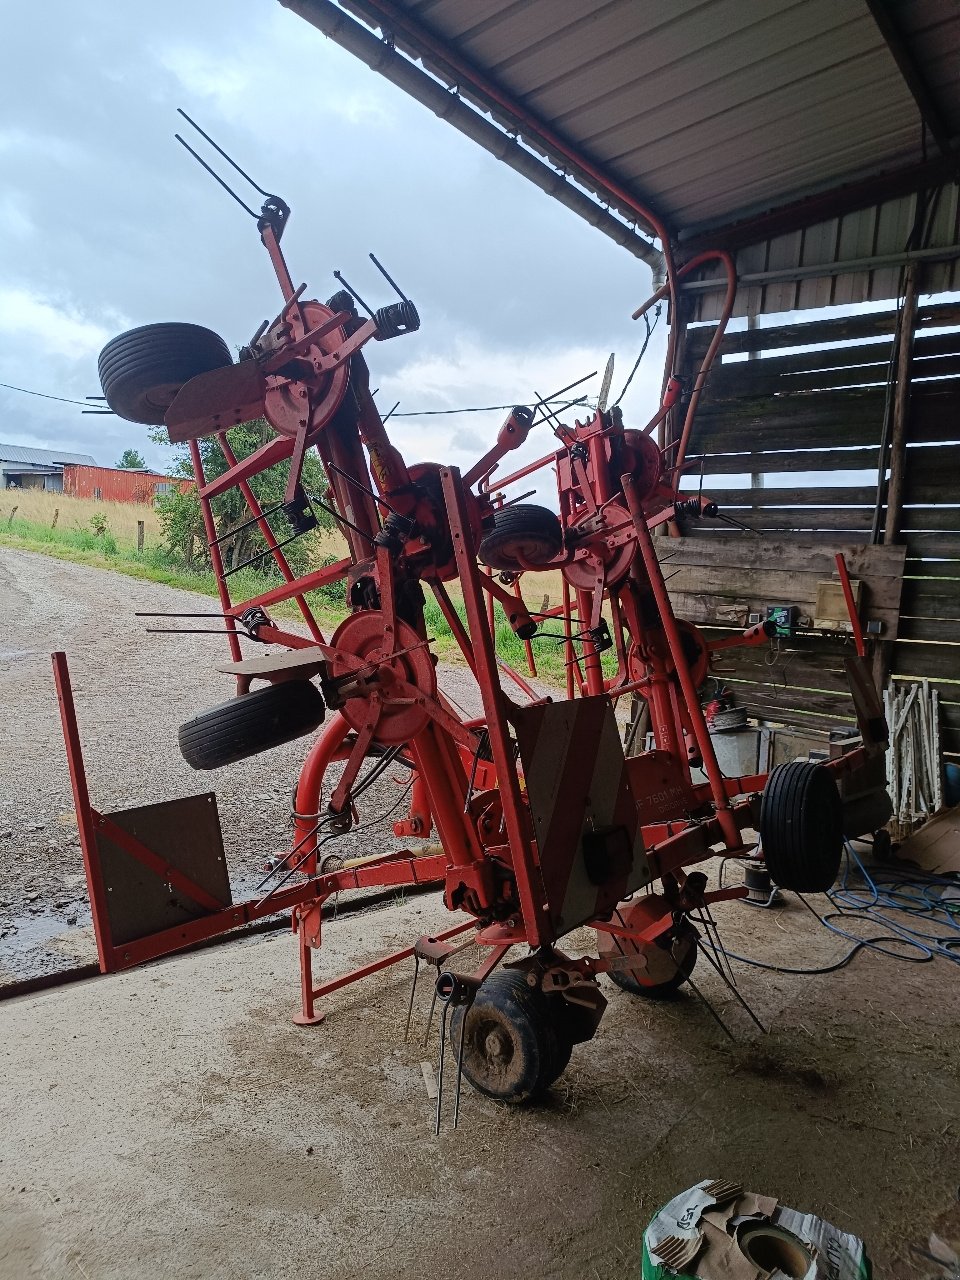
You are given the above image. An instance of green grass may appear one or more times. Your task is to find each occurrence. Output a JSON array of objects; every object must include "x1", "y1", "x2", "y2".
[
  {"x1": 0, "y1": 515, "x2": 305, "y2": 608},
  {"x1": 0, "y1": 515, "x2": 584, "y2": 686}
]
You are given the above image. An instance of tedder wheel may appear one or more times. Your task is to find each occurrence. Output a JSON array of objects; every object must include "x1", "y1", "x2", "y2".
[
  {"x1": 98, "y1": 322, "x2": 233, "y2": 425},
  {"x1": 178, "y1": 681, "x2": 326, "y2": 771},
  {"x1": 759, "y1": 760, "x2": 843, "y2": 892},
  {"x1": 478, "y1": 504, "x2": 563, "y2": 572},
  {"x1": 449, "y1": 970, "x2": 571, "y2": 1103},
  {"x1": 596, "y1": 895, "x2": 698, "y2": 998}
]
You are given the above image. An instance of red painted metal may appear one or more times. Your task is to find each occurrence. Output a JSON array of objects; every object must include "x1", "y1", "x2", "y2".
[
  {"x1": 61, "y1": 180, "x2": 881, "y2": 1099},
  {"x1": 52, "y1": 652, "x2": 112, "y2": 973},
  {"x1": 190, "y1": 439, "x2": 242, "y2": 664},
  {"x1": 215, "y1": 431, "x2": 324, "y2": 642},
  {"x1": 835, "y1": 551, "x2": 867, "y2": 658},
  {"x1": 93, "y1": 813, "x2": 226, "y2": 913},
  {"x1": 295, "y1": 920, "x2": 473, "y2": 1025},
  {"x1": 61, "y1": 464, "x2": 189, "y2": 504}
]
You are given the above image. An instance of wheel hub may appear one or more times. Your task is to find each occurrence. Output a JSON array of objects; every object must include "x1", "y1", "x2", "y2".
[{"x1": 329, "y1": 614, "x2": 436, "y2": 745}]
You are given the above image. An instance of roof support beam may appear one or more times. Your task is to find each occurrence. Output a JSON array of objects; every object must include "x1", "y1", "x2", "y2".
[
  {"x1": 865, "y1": 0, "x2": 956, "y2": 157},
  {"x1": 280, "y1": 0, "x2": 666, "y2": 281},
  {"x1": 681, "y1": 153, "x2": 960, "y2": 255}
]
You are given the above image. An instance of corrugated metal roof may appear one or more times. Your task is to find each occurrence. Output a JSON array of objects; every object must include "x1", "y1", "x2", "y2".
[
  {"x1": 356, "y1": 0, "x2": 957, "y2": 228},
  {"x1": 0, "y1": 443, "x2": 96, "y2": 467},
  {"x1": 290, "y1": 0, "x2": 960, "y2": 312}
]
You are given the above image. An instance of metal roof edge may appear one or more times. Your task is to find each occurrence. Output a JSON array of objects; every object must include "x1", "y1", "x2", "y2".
[{"x1": 281, "y1": 0, "x2": 667, "y2": 282}]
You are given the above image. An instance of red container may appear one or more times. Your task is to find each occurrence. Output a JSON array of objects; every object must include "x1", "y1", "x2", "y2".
[{"x1": 62, "y1": 465, "x2": 190, "y2": 504}]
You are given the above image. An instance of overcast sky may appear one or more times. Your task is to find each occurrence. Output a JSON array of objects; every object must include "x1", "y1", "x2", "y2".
[{"x1": 0, "y1": 0, "x2": 667, "y2": 492}]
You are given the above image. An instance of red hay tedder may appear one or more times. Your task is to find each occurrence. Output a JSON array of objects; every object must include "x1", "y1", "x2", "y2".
[{"x1": 55, "y1": 126, "x2": 886, "y2": 1116}]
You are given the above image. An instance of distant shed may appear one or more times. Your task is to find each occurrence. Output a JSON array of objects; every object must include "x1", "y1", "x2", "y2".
[
  {"x1": 62, "y1": 465, "x2": 187, "y2": 504},
  {"x1": 0, "y1": 443, "x2": 96, "y2": 491}
]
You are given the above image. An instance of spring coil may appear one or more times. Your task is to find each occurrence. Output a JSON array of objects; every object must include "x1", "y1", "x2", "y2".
[{"x1": 374, "y1": 299, "x2": 421, "y2": 340}]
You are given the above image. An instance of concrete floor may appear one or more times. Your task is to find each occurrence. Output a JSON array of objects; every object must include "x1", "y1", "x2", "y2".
[{"x1": 1, "y1": 886, "x2": 958, "y2": 1280}]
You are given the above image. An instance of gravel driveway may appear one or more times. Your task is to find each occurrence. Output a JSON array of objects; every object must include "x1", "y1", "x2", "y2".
[{"x1": 0, "y1": 547, "x2": 548, "y2": 983}]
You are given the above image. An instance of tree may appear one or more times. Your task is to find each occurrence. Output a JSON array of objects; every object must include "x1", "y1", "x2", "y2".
[
  {"x1": 116, "y1": 448, "x2": 146, "y2": 469},
  {"x1": 149, "y1": 419, "x2": 335, "y2": 577}
]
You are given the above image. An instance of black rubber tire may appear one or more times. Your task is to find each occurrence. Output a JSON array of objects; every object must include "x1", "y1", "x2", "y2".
[
  {"x1": 449, "y1": 970, "x2": 569, "y2": 1103},
  {"x1": 98, "y1": 322, "x2": 233, "y2": 425},
  {"x1": 178, "y1": 681, "x2": 326, "y2": 771},
  {"x1": 760, "y1": 761, "x2": 844, "y2": 892},
  {"x1": 608, "y1": 923, "x2": 698, "y2": 998},
  {"x1": 478, "y1": 504, "x2": 563, "y2": 571}
]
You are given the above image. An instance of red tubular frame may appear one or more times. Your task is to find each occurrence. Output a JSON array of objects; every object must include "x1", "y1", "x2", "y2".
[
  {"x1": 216, "y1": 430, "x2": 324, "y2": 642},
  {"x1": 54, "y1": 649, "x2": 454, "y2": 1011},
  {"x1": 442, "y1": 465, "x2": 550, "y2": 945},
  {"x1": 836, "y1": 551, "x2": 867, "y2": 658},
  {"x1": 65, "y1": 184, "x2": 873, "y2": 1070}
]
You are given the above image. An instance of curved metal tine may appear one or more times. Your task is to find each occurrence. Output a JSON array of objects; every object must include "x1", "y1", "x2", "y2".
[
  {"x1": 332, "y1": 270, "x2": 375, "y2": 318},
  {"x1": 327, "y1": 461, "x2": 400, "y2": 515},
  {"x1": 176, "y1": 107, "x2": 275, "y2": 198},
  {"x1": 435, "y1": 1000, "x2": 450, "y2": 1135},
  {"x1": 540, "y1": 369, "x2": 598, "y2": 407},
  {"x1": 422, "y1": 983, "x2": 439, "y2": 1048},
  {"x1": 693, "y1": 905, "x2": 735, "y2": 989},
  {"x1": 684, "y1": 970, "x2": 736, "y2": 1041},
  {"x1": 713, "y1": 509, "x2": 759, "y2": 534},
  {"x1": 404, "y1": 956, "x2": 420, "y2": 1042},
  {"x1": 704, "y1": 903, "x2": 738, "y2": 987},
  {"x1": 369, "y1": 252, "x2": 409, "y2": 302},
  {"x1": 453, "y1": 997, "x2": 470, "y2": 1128},
  {"x1": 694, "y1": 937, "x2": 765, "y2": 1034},
  {"x1": 174, "y1": 134, "x2": 259, "y2": 219},
  {"x1": 531, "y1": 369, "x2": 597, "y2": 428}
]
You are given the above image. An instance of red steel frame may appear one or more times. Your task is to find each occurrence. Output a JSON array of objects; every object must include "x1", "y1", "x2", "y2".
[{"x1": 59, "y1": 198, "x2": 877, "y2": 1039}]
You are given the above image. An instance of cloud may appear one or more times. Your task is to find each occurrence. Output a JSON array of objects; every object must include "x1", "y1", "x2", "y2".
[
  {"x1": 367, "y1": 332, "x2": 665, "y2": 508},
  {"x1": 0, "y1": 193, "x2": 35, "y2": 240},
  {"x1": 157, "y1": 24, "x2": 394, "y2": 133},
  {"x1": 0, "y1": 289, "x2": 113, "y2": 360},
  {"x1": 0, "y1": 0, "x2": 665, "y2": 476}
]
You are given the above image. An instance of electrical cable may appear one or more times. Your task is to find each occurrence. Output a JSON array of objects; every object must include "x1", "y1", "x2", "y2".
[
  {"x1": 260, "y1": 772, "x2": 415, "y2": 901},
  {"x1": 0, "y1": 380, "x2": 591, "y2": 425},
  {"x1": 391, "y1": 396, "x2": 590, "y2": 418},
  {"x1": 0, "y1": 382, "x2": 99, "y2": 409},
  {"x1": 290, "y1": 742, "x2": 409, "y2": 822},
  {"x1": 705, "y1": 840, "x2": 958, "y2": 975},
  {"x1": 612, "y1": 306, "x2": 660, "y2": 408}
]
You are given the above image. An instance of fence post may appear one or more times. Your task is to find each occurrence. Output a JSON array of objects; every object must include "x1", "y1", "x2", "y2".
[
  {"x1": 7, "y1": 506, "x2": 17, "y2": 527},
  {"x1": 137, "y1": 520, "x2": 145, "y2": 554},
  {"x1": 51, "y1": 508, "x2": 59, "y2": 528}
]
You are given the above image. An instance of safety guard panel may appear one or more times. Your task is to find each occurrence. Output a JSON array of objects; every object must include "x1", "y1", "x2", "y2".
[
  {"x1": 95, "y1": 793, "x2": 232, "y2": 945},
  {"x1": 513, "y1": 696, "x2": 651, "y2": 936}
]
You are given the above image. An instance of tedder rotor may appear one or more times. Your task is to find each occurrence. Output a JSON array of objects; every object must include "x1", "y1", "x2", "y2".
[{"x1": 57, "y1": 120, "x2": 888, "y2": 1118}]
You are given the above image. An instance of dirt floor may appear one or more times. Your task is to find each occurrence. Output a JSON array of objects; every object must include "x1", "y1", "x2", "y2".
[
  {"x1": 1, "y1": 891, "x2": 959, "y2": 1279},
  {"x1": 1, "y1": 547, "x2": 959, "y2": 1278}
]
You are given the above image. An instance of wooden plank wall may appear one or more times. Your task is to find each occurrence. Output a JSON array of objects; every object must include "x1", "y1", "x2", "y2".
[
  {"x1": 655, "y1": 537, "x2": 906, "y2": 734},
  {"x1": 676, "y1": 299, "x2": 960, "y2": 756}
]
